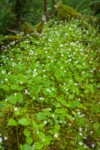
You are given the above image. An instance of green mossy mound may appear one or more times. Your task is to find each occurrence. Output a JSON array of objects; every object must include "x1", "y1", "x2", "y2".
[
  {"x1": 0, "y1": 18, "x2": 100, "y2": 150},
  {"x1": 21, "y1": 22, "x2": 34, "y2": 34},
  {"x1": 55, "y1": 3, "x2": 81, "y2": 20}
]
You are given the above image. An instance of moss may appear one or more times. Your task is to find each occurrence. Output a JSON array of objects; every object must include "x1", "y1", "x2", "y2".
[
  {"x1": 35, "y1": 22, "x2": 44, "y2": 34},
  {"x1": 55, "y1": 3, "x2": 81, "y2": 21},
  {"x1": 21, "y1": 22, "x2": 34, "y2": 34}
]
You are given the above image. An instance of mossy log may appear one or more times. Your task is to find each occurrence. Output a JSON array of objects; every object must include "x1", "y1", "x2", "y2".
[
  {"x1": 4, "y1": 35, "x2": 23, "y2": 43},
  {"x1": 55, "y1": 3, "x2": 81, "y2": 20}
]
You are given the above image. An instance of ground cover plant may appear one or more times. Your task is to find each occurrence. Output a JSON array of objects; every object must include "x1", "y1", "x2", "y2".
[{"x1": 0, "y1": 18, "x2": 100, "y2": 150}]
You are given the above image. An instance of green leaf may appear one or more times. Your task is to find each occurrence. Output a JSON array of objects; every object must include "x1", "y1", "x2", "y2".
[
  {"x1": 66, "y1": 114, "x2": 73, "y2": 121},
  {"x1": 32, "y1": 120, "x2": 39, "y2": 130},
  {"x1": 41, "y1": 136, "x2": 52, "y2": 145},
  {"x1": 18, "y1": 118, "x2": 30, "y2": 126},
  {"x1": 20, "y1": 144, "x2": 32, "y2": 150},
  {"x1": 24, "y1": 129, "x2": 30, "y2": 137},
  {"x1": 37, "y1": 112, "x2": 45, "y2": 120},
  {"x1": 26, "y1": 137, "x2": 33, "y2": 145},
  {"x1": 8, "y1": 118, "x2": 18, "y2": 126},
  {"x1": 11, "y1": 84, "x2": 19, "y2": 90},
  {"x1": 34, "y1": 142, "x2": 43, "y2": 150},
  {"x1": 69, "y1": 94, "x2": 74, "y2": 99},
  {"x1": 38, "y1": 132, "x2": 45, "y2": 139},
  {"x1": 2, "y1": 85, "x2": 10, "y2": 91}
]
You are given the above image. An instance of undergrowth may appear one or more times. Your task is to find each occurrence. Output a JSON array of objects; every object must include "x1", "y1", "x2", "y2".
[{"x1": 0, "y1": 18, "x2": 100, "y2": 150}]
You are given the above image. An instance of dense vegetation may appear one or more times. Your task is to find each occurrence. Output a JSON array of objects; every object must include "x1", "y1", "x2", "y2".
[
  {"x1": 0, "y1": 0, "x2": 100, "y2": 150},
  {"x1": 0, "y1": 16, "x2": 100, "y2": 149}
]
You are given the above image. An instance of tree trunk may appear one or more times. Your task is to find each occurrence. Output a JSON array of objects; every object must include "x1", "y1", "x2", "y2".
[
  {"x1": 52, "y1": 0, "x2": 57, "y2": 16},
  {"x1": 42, "y1": 0, "x2": 47, "y2": 22}
]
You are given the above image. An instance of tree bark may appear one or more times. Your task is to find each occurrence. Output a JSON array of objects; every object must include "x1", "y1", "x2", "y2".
[
  {"x1": 52, "y1": 0, "x2": 57, "y2": 16},
  {"x1": 42, "y1": 0, "x2": 47, "y2": 22}
]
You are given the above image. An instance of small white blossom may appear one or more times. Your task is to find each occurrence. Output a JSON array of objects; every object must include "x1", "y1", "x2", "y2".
[
  {"x1": 79, "y1": 127, "x2": 82, "y2": 131},
  {"x1": 77, "y1": 111, "x2": 81, "y2": 115},
  {"x1": 14, "y1": 107, "x2": 18, "y2": 111},
  {"x1": 52, "y1": 114, "x2": 55, "y2": 118},
  {"x1": 36, "y1": 131, "x2": 39, "y2": 134},
  {"x1": 4, "y1": 136, "x2": 8, "y2": 140},
  {"x1": 20, "y1": 81, "x2": 23, "y2": 84},
  {"x1": 54, "y1": 133, "x2": 58, "y2": 138},
  {"x1": 25, "y1": 89, "x2": 29, "y2": 95},
  {"x1": 0, "y1": 137, "x2": 2, "y2": 143},
  {"x1": 91, "y1": 144, "x2": 95, "y2": 148},
  {"x1": 59, "y1": 120, "x2": 62, "y2": 123},
  {"x1": 39, "y1": 97, "x2": 44, "y2": 101},
  {"x1": 1, "y1": 70, "x2": 5, "y2": 74},
  {"x1": 90, "y1": 131, "x2": 93, "y2": 134},
  {"x1": 44, "y1": 121, "x2": 47, "y2": 125},
  {"x1": 75, "y1": 83, "x2": 78, "y2": 86},
  {"x1": 5, "y1": 78, "x2": 8, "y2": 81},
  {"x1": 79, "y1": 141, "x2": 83, "y2": 145},
  {"x1": 84, "y1": 144, "x2": 88, "y2": 149},
  {"x1": 79, "y1": 132, "x2": 83, "y2": 136}
]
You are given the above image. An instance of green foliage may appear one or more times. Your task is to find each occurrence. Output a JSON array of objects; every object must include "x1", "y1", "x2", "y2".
[
  {"x1": 0, "y1": 18, "x2": 100, "y2": 150},
  {"x1": 0, "y1": 0, "x2": 15, "y2": 34}
]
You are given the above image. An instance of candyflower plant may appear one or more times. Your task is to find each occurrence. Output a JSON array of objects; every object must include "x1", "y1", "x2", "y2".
[{"x1": 0, "y1": 18, "x2": 100, "y2": 150}]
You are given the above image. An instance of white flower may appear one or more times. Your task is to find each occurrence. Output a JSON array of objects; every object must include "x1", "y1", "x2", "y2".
[
  {"x1": 0, "y1": 137, "x2": 2, "y2": 143},
  {"x1": 20, "y1": 81, "x2": 23, "y2": 84},
  {"x1": 59, "y1": 120, "x2": 62, "y2": 123},
  {"x1": 43, "y1": 75, "x2": 46, "y2": 78},
  {"x1": 77, "y1": 112, "x2": 81, "y2": 115},
  {"x1": 52, "y1": 114, "x2": 55, "y2": 118},
  {"x1": 4, "y1": 136, "x2": 8, "y2": 140},
  {"x1": 33, "y1": 69, "x2": 37, "y2": 72},
  {"x1": 14, "y1": 107, "x2": 18, "y2": 111},
  {"x1": 54, "y1": 133, "x2": 58, "y2": 138},
  {"x1": 12, "y1": 63, "x2": 16, "y2": 67},
  {"x1": 79, "y1": 141, "x2": 83, "y2": 145},
  {"x1": 46, "y1": 88, "x2": 51, "y2": 93},
  {"x1": 90, "y1": 131, "x2": 93, "y2": 134},
  {"x1": 84, "y1": 144, "x2": 88, "y2": 149},
  {"x1": 79, "y1": 127, "x2": 82, "y2": 131},
  {"x1": 79, "y1": 132, "x2": 82, "y2": 136},
  {"x1": 91, "y1": 144, "x2": 95, "y2": 148},
  {"x1": 44, "y1": 121, "x2": 47, "y2": 125},
  {"x1": 36, "y1": 131, "x2": 39, "y2": 134},
  {"x1": 1, "y1": 70, "x2": 5, "y2": 74},
  {"x1": 5, "y1": 78, "x2": 8, "y2": 81},
  {"x1": 25, "y1": 89, "x2": 29, "y2": 94},
  {"x1": 39, "y1": 97, "x2": 44, "y2": 101},
  {"x1": 75, "y1": 83, "x2": 78, "y2": 86},
  {"x1": 43, "y1": 70, "x2": 46, "y2": 72},
  {"x1": 60, "y1": 44, "x2": 63, "y2": 47}
]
